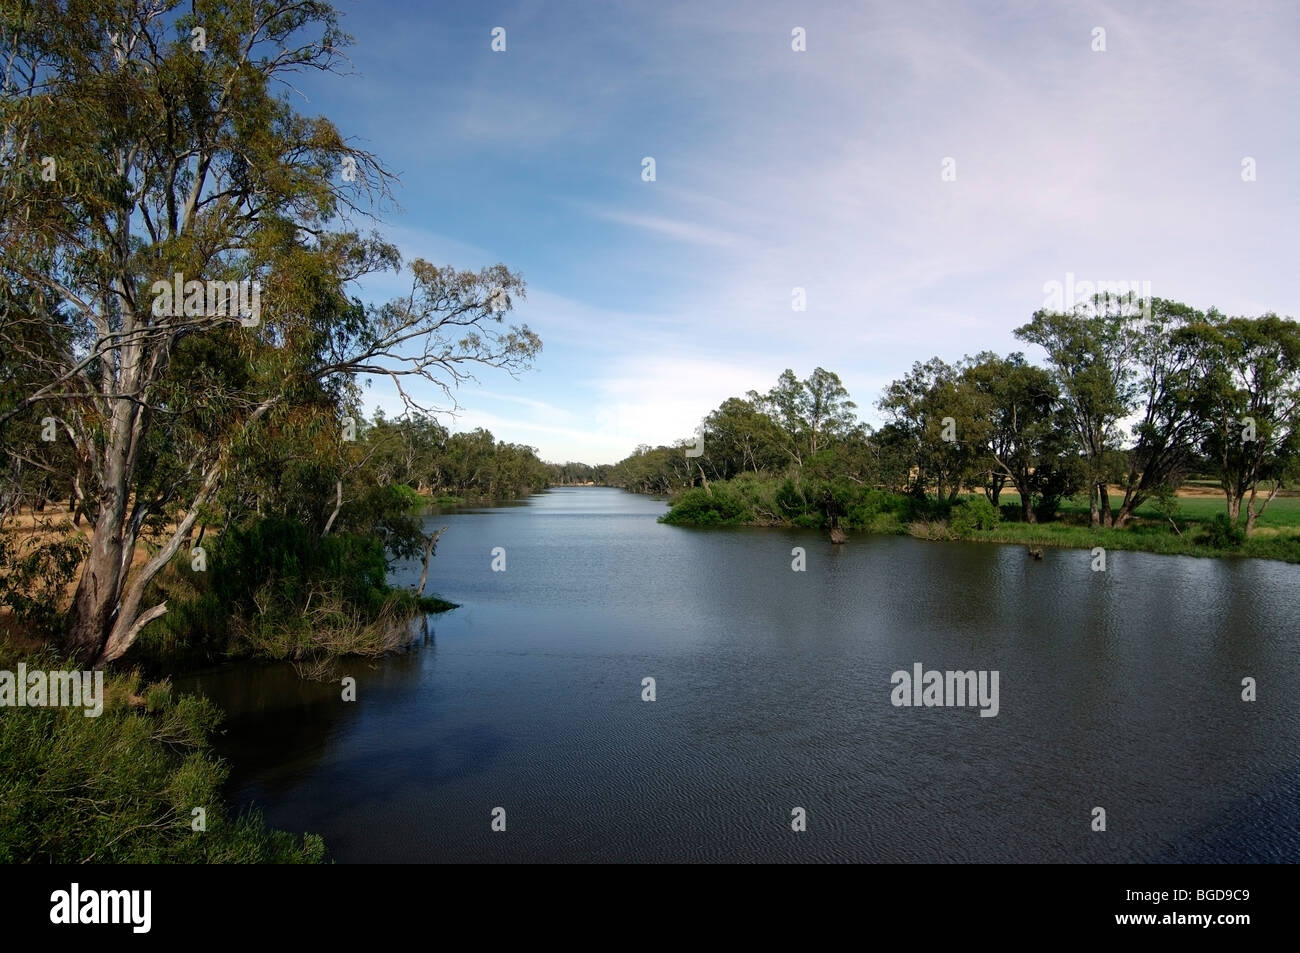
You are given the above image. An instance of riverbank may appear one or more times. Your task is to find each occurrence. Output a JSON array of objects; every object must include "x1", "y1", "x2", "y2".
[
  {"x1": 0, "y1": 508, "x2": 461, "y2": 676},
  {"x1": 906, "y1": 514, "x2": 1300, "y2": 562},
  {"x1": 658, "y1": 479, "x2": 1300, "y2": 563}
]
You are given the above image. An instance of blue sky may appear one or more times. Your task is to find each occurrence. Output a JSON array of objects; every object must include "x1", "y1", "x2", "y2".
[{"x1": 293, "y1": 0, "x2": 1300, "y2": 464}]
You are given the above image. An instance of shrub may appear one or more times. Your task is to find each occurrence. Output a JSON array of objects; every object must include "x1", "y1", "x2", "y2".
[
  {"x1": 0, "y1": 648, "x2": 325, "y2": 863},
  {"x1": 1199, "y1": 513, "x2": 1246, "y2": 549},
  {"x1": 904, "y1": 494, "x2": 953, "y2": 522},
  {"x1": 662, "y1": 486, "x2": 752, "y2": 525},
  {"x1": 844, "y1": 489, "x2": 904, "y2": 529},
  {"x1": 136, "y1": 516, "x2": 445, "y2": 667},
  {"x1": 775, "y1": 479, "x2": 814, "y2": 520},
  {"x1": 210, "y1": 519, "x2": 388, "y2": 610},
  {"x1": 950, "y1": 496, "x2": 1001, "y2": 533}
]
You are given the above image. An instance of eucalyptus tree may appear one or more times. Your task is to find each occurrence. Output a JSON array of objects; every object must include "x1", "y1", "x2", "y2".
[
  {"x1": 877, "y1": 357, "x2": 987, "y2": 502},
  {"x1": 1189, "y1": 313, "x2": 1300, "y2": 533},
  {"x1": 1108, "y1": 299, "x2": 1211, "y2": 528},
  {"x1": 1015, "y1": 300, "x2": 1134, "y2": 526},
  {"x1": 0, "y1": 1, "x2": 539, "y2": 664},
  {"x1": 961, "y1": 352, "x2": 1059, "y2": 520},
  {"x1": 747, "y1": 370, "x2": 807, "y2": 468},
  {"x1": 701, "y1": 396, "x2": 783, "y2": 478},
  {"x1": 749, "y1": 367, "x2": 857, "y2": 468}
]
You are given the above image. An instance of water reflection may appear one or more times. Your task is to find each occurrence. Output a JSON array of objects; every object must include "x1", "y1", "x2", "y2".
[{"x1": 178, "y1": 488, "x2": 1300, "y2": 863}]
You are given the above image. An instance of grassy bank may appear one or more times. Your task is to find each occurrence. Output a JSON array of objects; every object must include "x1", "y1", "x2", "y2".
[
  {"x1": 661, "y1": 475, "x2": 1300, "y2": 563},
  {"x1": 910, "y1": 511, "x2": 1300, "y2": 562}
]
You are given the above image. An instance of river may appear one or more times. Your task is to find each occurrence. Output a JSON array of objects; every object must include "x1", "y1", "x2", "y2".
[{"x1": 178, "y1": 486, "x2": 1300, "y2": 862}]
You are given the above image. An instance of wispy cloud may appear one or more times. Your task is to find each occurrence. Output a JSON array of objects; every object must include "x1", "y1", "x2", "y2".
[
  {"x1": 323, "y1": 0, "x2": 1298, "y2": 463},
  {"x1": 581, "y1": 206, "x2": 745, "y2": 248}
]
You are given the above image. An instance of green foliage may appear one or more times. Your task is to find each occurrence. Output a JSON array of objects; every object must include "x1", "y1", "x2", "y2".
[
  {"x1": 608, "y1": 369, "x2": 877, "y2": 496},
  {"x1": 748, "y1": 368, "x2": 857, "y2": 466},
  {"x1": 607, "y1": 444, "x2": 691, "y2": 496},
  {"x1": 878, "y1": 357, "x2": 984, "y2": 501},
  {"x1": 0, "y1": 530, "x2": 87, "y2": 631},
  {"x1": 775, "y1": 478, "x2": 814, "y2": 521},
  {"x1": 657, "y1": 474, "x2": 1300, "y2": 564},
  {"x1": 661, "y1": 486, "x2": 753, "y2": 525},
  {"x1": 136, "y1": 516, "x2": 455, "y2": 667},
  {"x1": 359, "y1": 417, "x2": 550, "y2": 503},
  {"x1": 338, "y1": 483, "x2": 427, "y2": 563},
  {"x1": 664, "y1": 476, "x2": 911, "y2": 534},
  {"x1": 845, "y1": 494, "x2": 909, "y2": 533},
  {"x1": 1198, "y1": 513, "x2": 1246, "y2": 549},
  {"x1": 1151, "y1": 485, "x2": 1184, "y2": 533},
  {"x1": 213, "y1": 519, "x2": 386, "y2": 610},
  {"x1": 950, "y1": 496, "x2": 1001, "y2": 533},
  {"x1": 1189, "y1": 313, "x2": 1300, "y2": 528},
  {"x1": 546, "y1": 461, "x2": 613, "y2": 485},
  {"x1": 0, "y1": 648, "x2": 325, "y2": 863}
]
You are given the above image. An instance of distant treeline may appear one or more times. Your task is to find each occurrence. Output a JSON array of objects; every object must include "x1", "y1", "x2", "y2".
[
  {"x1": 545, "y1": 461, "x2": 614, "y2": 485},
  {"x1": 363, "y1": 413, "x2": 552, "y2": 503},
  {"x1": 596, "y1": 298, "x2": 1300, "y2": 538},
  {"x1": 3, "y1": 412, "x2": 552, "y2": 521}
]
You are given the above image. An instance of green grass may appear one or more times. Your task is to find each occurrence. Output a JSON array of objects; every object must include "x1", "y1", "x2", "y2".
[
  {"x1": 954, "y1": 519, "x2": 1297, "y2": 560},
  {"x1": 962, "y1": 491, "x2": 1300, "y2": 563},
  {"x1": 660, "y1": 476, "x2": 1300, "y2": 564},
  {"x1": 1048, "y1": 492, "x2": 1300, "y2": 530}
]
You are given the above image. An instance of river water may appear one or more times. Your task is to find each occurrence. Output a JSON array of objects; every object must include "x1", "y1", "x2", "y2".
[{"x1": 178, "y1": 486, "x2": 1300, "y2": 862}]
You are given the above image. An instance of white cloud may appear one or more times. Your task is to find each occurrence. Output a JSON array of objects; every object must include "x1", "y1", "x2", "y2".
[
  {"x1": 343, "y1": 0, "x2": 1298, "y2": 464},
  {"x1": 580, "y1": 205, "x2": 745, "y2": 248}
]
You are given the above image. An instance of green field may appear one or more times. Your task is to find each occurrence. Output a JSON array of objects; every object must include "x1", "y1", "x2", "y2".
[
  {"x1": 1005, "y1": 490, "x2": 1300, "y2": 530},
  {"x1": 960, "y1": 490, "x2": 1300, "y2": 563}
]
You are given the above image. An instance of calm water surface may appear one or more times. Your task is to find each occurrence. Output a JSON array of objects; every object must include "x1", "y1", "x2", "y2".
[{"x1": 179, "y1": 487, "x2": 1300, "y2": 862}]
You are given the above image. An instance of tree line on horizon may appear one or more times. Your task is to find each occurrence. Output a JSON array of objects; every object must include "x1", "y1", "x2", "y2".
[{"x1": 593, "y1": 297, "x2": 1300, "y2": 536}]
